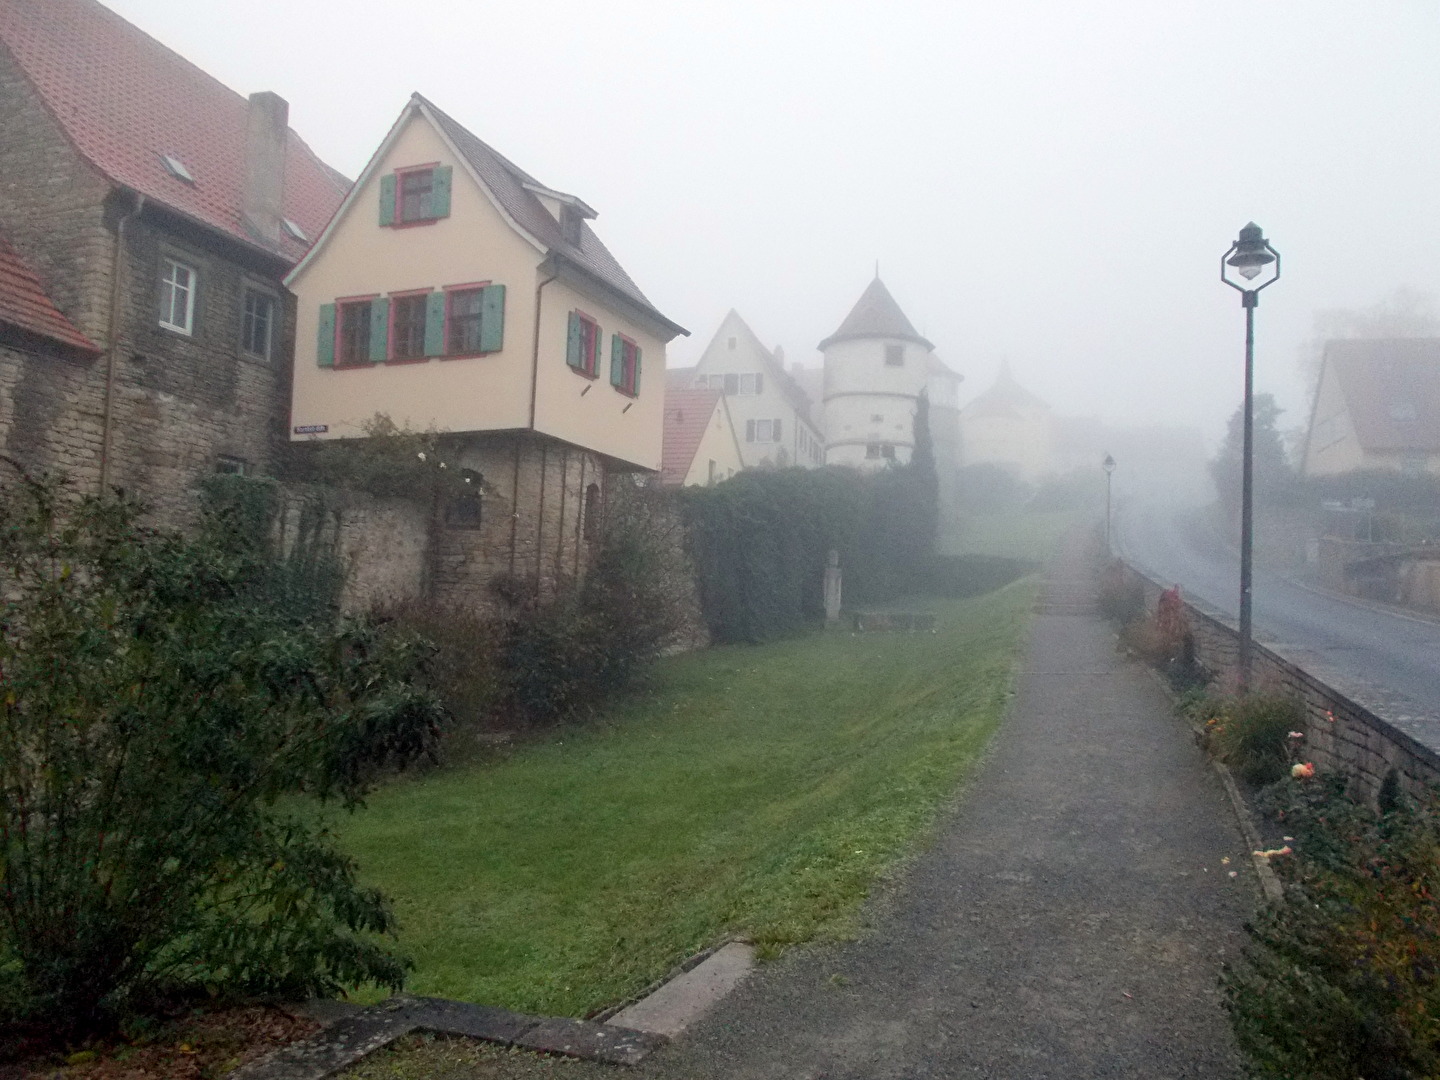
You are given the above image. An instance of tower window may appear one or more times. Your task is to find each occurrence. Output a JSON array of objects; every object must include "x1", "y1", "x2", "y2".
[{"x1": 885, "y1": 344, "x2": 904, "y2": 366}]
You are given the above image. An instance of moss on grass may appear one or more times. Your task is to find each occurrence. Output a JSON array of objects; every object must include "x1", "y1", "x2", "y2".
[{"x1": 331, "y1": 582, "x2": 1035, "y2": 1017}]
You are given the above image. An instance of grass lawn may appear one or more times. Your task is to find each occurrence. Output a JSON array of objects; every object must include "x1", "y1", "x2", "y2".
[
  {"x1": 944, "y1": 509, "x2": 1079, "y2": 562},
  {"x1": 330, "y1": 580, "x2": 1036, "y2": 1018}
]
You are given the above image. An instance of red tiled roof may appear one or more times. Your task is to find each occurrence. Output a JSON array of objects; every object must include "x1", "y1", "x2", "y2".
[
  {"x1": 661, "y1": 387, "x2": 724, "y2": 486},
  {"x1": 0, "y1": 0, "x2": 349, "y2": 262},
  {"x1": 1324, "y1": 339, "x2": 1440, "y2": 452},
  {"x1": 0, "y1": 232, "x2": 98, "y2": 352}
]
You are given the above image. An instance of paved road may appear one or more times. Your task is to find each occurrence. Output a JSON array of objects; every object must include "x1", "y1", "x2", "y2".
[
  {"x1": 1115, "y1": 502, "x2": 1440, "y2": 739},
  {"x1": 632, "y1": 532, "x2": 1253, "y2": 1079}
]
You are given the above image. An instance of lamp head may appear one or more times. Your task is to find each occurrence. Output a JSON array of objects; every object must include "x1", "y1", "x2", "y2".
[
  {"x1": 1221, "y1": 222, "x2": 1281, "y2": 295},
  {"x1": 1103, "y1": 454, "x2": 1115, "y2": 474}
]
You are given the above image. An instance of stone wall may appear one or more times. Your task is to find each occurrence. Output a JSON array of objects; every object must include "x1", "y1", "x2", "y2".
[{"x1": 1119, "y1": 560, "x2": 1440, "y2": 801}]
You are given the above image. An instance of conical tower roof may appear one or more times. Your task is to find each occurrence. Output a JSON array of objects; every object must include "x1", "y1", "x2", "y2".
[{"x1": 819, "y1": 277, "x2": 934, "y2": 351}]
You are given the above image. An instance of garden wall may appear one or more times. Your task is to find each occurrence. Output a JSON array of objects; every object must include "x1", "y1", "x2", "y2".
[{"x1": 1118, "y1": 560, "x2": 1440, "y2": 801}]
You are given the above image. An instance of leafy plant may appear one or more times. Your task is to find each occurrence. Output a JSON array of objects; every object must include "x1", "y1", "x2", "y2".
[
  {"x1": 0, "y1": 466, "x2": 445, "y2": 1039},
  {"x1": 1203, "y1": 694, "x2": 1303, "y2": 787},
  {"x1": 1225, "y1": 773, "x2": 1440, "y2": 1078}
]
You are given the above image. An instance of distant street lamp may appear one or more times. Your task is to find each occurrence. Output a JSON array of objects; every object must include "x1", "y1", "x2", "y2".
[
  {"x1": 1103, "y1": 454, "x2": 1115, "y2": 555},
  {"x1": 1221, "y1": 222, "x2": 1281, "y2": 693}
]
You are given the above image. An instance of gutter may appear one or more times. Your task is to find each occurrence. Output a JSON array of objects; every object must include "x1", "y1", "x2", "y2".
[
  {"x1": 99, "y1": 191, "x2": 145, "y2": 495},
  {"x1": 528, "y1": 266, "x2": 560, "y2": 430}
]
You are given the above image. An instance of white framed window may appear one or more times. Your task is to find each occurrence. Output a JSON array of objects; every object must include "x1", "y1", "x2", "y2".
[
  {"x1": 241, "y1": 289, "x2": 274, "y2": 359},
  {"x1": 884, "y1": 344, "x2": 904, "y2": 366},
  {"x1": 160, "y1": 258, "x2": 197, "y2": 334},
  {"x1": 755, "y1": 419, "x2": 773, "y2": 442},
  {"x1": 740, "y1": 373, "x2": 756, "y2": 395}
]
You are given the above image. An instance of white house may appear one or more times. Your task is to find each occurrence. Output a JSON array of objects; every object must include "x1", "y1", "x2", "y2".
[
  {"x1": 819, "y1": 278, "x2": 935, "y2": 470},
  {"x1": 670, "y1": 309, "x2": 824, "y2": 469}
]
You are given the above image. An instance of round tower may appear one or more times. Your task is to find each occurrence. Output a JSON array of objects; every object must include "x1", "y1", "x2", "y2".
[{"x1": 819, "y1": 277, "x2": 934, "y2": 469}]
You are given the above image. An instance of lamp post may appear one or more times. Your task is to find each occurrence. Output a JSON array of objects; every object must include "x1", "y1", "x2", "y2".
[
  {"x1": 1220, "y1": 222, "x2": 1281, "y2": 693},
  {"x1": 1103, "y1": 453, "x2": 1115, "y2": 555}
]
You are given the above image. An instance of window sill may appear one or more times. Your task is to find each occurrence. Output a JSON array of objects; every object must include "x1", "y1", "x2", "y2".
[
  {"x1": 333, "y1": 360, "x2": 379, "y2": 370},
  {"x1": 612, "y1": 386, "x2": 639, "y2": 398},
  {"x1": 388, "y1": 217, "x2": 440, "y2": 230},
  {"x1": 439, "y1": 350, "x2": 500, "y2": 361},
  {"x1": 385, "y1": 354, "x2": 430, "y2": 366},
  {"x1": 157, "y1": 322, "x2": 193, "y2": 337},
  {"x1": 568, "y1": 364, "x2": 600, "y2": 380}
]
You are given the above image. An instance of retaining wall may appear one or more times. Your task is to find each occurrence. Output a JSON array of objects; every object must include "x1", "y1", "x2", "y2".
[{"x1": 1119, "y1": 561, "x2": 1440, "y2": 801}]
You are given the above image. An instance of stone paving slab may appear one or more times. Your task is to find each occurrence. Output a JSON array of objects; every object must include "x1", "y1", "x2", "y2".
[{"x1": 610, "y1": 941, "x2": 756, "y2": 1037}]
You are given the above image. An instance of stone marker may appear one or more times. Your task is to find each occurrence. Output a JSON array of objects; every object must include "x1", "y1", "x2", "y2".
[{"x1": 610, "y1": 941, "x2": 756, "y2": 1038}]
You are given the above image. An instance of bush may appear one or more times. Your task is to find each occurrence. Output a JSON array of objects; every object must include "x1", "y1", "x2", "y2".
[
  {"x1": 1224, "y1": 773, "x2": 1440, "y2": 1078},
  {"x1": 1202, "y1": 694, "x2": 1303, "y2": 787},
  {"x1": 0, "y1": 468, "x2": 445, "y2": 1039},
  {"x1": 1098, "y1": 559, "x2": 1145, "y2": 625}
]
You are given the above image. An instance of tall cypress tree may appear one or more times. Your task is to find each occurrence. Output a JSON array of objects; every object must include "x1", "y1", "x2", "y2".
[{"x1": 910, "y1": 390, "x2": 940, "y2": 553}]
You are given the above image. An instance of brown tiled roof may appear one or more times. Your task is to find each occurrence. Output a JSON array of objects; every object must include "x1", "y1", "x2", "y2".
[
  {"x1": 1324, "y1": 339, "x2": 1440, "y2": 452},
  {"x1": 0, "y1": 233, "x2": 98, "y2": 352},
  {"x1": 0, "y1": 0, "x2": 349, "y2": 262},
  {"x1": 819, "y1": 277, "x2": 933, "y2": 350},
  {"x1": 418, "y1": 95, "x2": 685, "y2": 336},
  {"x1": 660, "y1": 387, "x2": 724, "y2": 485}
]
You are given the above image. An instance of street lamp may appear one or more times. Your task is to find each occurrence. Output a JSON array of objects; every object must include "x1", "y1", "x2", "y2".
[
  {"x1": 1220, "y1": 222, "x2": 1281, "y2": 693},
  {"x1": 1103, "y1": 454, "x2": 1115, "y2": 555}
]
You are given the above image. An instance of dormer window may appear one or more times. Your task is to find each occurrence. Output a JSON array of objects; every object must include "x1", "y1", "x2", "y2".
[
  {"x1": 378, "y1": 165, "x2": 452, "y2": 226},
  {"x1": 159, "y1": 154, "x2": 195, "y2": 184},
  {"x1": 560, "y1": 204, "x2": 583, "y2": 246}
]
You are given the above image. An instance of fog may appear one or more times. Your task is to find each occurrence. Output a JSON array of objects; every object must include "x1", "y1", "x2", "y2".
[{"x1": 109, "y1": 0, "x2": 1440, "y2": 446}]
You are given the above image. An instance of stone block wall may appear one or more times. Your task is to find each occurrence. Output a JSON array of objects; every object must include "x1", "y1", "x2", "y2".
[{"x1": 1120, "y1": 561, "x2": 1440, "y2": 800}]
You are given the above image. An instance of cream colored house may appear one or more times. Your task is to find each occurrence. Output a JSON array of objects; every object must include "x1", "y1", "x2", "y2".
[
  {"x1": 286, "y1": 94, "x2": 686, "y2": 605},
  {"x1": 659, "y1": 387, "x2": 744, "y2": 486},
  {"x1": 958, "y1": 364, "x2": 1055, "y2": 481},
  {"x1": 1301, "y1": 339, "x2": 1440, "y2": 477},
  {"x1": 671, "y1": 310, "x2": 824, "y2": 470}
]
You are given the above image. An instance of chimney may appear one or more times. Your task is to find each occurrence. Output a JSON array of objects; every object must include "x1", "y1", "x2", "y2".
[{"x1": 243, "y1": 91, "x2": 288, "y2": 246}]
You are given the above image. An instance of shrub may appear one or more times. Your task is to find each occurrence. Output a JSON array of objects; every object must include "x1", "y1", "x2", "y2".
[
  {"x1": 0, "y1": 468, "x2": 444, "y2": 1039},
  {"x1": 1204, "y1": 694, "x2": 1303, "y2": 787},
  {"x1": 1098, "y1": 559, "x2": 1145, "y2": 625},
  {"x1": 1224, "y1": 773, "x2": 1440, "y2": 1078}
]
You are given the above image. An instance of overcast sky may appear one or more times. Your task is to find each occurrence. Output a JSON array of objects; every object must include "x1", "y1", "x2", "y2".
[{"x1": 109, "y1": 0, "x2": 1440, "y2": 444}]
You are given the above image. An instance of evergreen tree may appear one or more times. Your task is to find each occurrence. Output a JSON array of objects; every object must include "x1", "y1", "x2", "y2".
[{"x1": 1210, "y1": 393, "x2": 1295, "y2": 507}]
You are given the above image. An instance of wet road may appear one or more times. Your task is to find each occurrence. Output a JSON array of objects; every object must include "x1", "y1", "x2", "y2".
[{"x1": 1115, "y1": 503, "x2": 1440, "y2": 739}]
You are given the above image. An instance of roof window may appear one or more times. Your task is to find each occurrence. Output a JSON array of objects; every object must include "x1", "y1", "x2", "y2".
[
  {"x1": 281, "y1": 218, "x2": 309, "y2": 243},
  {"x1": 159, "y1": 154, "x2": 195, "y2": 183}
]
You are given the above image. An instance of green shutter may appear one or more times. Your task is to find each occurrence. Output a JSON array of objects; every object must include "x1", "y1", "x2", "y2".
[
  {"x1": 566, "y1": 312, "x2": 582, "y2": 368},
  {"x1": 591, "y1": 322, "x2": 603, "y2": 371},
  {"x1": 369, "y1": 298, "x2": 389, "y2": 362},
  {"x1": 379, "y1": 174, "x2": 396, "y2": 226},
  {"x1": 479, "y1": 284, "x2": 505, "y2": 352},
  {"x1": 424, "y1": 291, "x2": 446, "y2": 356},
  {"x1": 431, "y1": 166, "x2": 452, "y2": 219},
  {"x1": 610, "y1": 334, "x2": 624, "y2": 387},
  {"x1": 632, "y1": 346, "x2": 642, "y2": 395},
  {"x1": 316, "y1": 303, "x2": 336, "y2": 367}
]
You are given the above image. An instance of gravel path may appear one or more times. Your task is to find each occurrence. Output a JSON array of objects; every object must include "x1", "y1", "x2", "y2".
[{"x1": 637, "y1": 532, "x2": 1254, "y2": 1078}]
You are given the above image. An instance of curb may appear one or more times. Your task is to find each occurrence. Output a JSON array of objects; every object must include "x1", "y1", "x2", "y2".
[
  {"x1": 1137, "y1": 665, "x2": 1284, "y2": 906},
  {"x1": 229, "y1": 996, "x2": 666, "y2": 1080}
]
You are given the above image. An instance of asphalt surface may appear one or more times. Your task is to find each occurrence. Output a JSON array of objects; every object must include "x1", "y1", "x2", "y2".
[
  {"x1": 630, "y1": 532, "x2": 1254, "y2": 1079},
  {"x1": 1115, "y1": 502, "x2": 1440, "y2": 743}
]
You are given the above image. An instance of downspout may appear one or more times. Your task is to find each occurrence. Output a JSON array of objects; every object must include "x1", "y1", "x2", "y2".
[
  {"x1": 99, "y1": 192, "x2": 145, "y2": 495},
  {"x1": 528, "y1": 263, "x2": 560, "y2": 430},
  {"x1": 521, "y1": 263, "x2": 559, "y2": 590}
]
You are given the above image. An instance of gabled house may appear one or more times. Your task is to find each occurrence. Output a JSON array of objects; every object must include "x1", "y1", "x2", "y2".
[
  {"x1": 0, "y1": 0, "x2": 348, "y2": 521},
  {"x1": 958, "y1": 363, "x2": 1054, "y2": 481},
  {"x1": 671, "y1": 310, "x2": 824, "y2": 469},
  {"x1": 659, "y1": 387, "x2": 742, "y2": 487},
  {"x1": 1301, "y1": 339, "x2": 1440, "y2": 477},
  {"x1": 286, "y1": 94, "x2": 687, "y2": 604}
]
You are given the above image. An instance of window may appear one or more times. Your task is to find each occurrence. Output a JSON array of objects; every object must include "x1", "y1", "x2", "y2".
[
  {"x1": 446, "y1": 469, "x2": 484, "y2": 528},
  {"x1": 338, "y1": 300, "x2": 372, "y2": 365},
  {"x1": 583, "y1": 483, "x2": 601, "y2": 541},
  {"x1": 739, "y1": 373, "x2": 756, "y2": 395},
  {"x1": 610, "y1": 335, "x2": 641, "y2": 396},
  {"x1": 724, "y1": 373, "x2": 739, "y2": 395},
  {"x1": 870, "y1": 413, "x2": 884, "y2": 423},
  {"x1": 708, "y1": 460, "x2": 718, "y2": 485},
  {"x1": 159, "y1": 258, "x2": 196, "y2": 334},
  {"x1": 755, "y1": 373, "x2": 763, "y2": 395},
  {"x1": 379, "y1": 165, "x2": 452, "y2": 226},
  {"x1": 565, "y1": 311, "x2": 601, "y2": 375},
  {"x1": 241, "y1": 289, "x2": 273, "y2": 359},
  {"x1": 866, "y1": 442, "x2": 897, "y2": 459},
  {"x1": 772, "y1": 418, "x2": 783, "y2": 441},
  {"x1": 727, "y1": 336, "x2": 737, "y2": 349},
  {"x1": 214, "y1": 455, "x2": 247, "y2": 476},
  {"x1": 885, "y1": 344, "x2": 904, "y2": 367},
  {"x1": 391, "y1": 294, "x2": 429, "y2": 360},
  {"x1": 881, "y1": 443, "x2": 896, "y2": 459},
  {"x1": 708, "y1": 374, "x2": 724, "y2": 390},
  {"x1": 400, "y1": 169, "x2": 433, "y2": 223}
]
